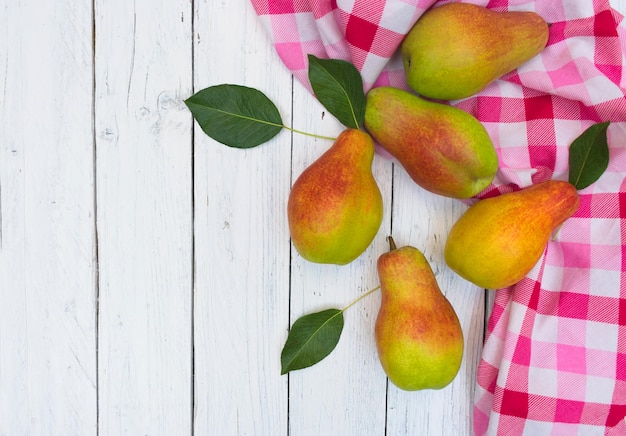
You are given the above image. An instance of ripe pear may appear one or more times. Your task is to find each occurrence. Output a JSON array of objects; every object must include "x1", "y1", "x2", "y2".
[
  {"x1": 375, "y1": 237, "x2": 464, "y2": 391},
  {"x1": 402, "y1": 2, "x2": 549, "y2": 100},
  {"x1": 287, "y1": 128, "x2": 383, "y2": 265},
  {"x1": 444, "y1": 180, "x2": 580, "y2": 289},
  {"x1": 364, "y1": 86, "x2": 498, "y2": 199}
]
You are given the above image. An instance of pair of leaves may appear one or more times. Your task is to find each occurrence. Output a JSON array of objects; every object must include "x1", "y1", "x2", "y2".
[
  {"x1": 185, "y1": 56, "x2": 611, "y2": 190},
  {"x1": 184, "y1": 55, "x2": 365, "y2": 149}
]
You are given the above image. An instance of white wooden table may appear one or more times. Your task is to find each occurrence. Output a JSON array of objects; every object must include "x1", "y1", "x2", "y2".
[{"x1": 1, "y1": 1, "x2": 624, "y2": 435}]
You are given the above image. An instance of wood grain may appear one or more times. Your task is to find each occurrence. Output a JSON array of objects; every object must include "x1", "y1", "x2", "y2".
[
  {"x1": 385, "y1": 176, "x2": 485, "y2": 435},
  {"x1": 94, "y1": 0, "x2": 193, "y2": 433},
  {"x1": 192, "y1": 1, "x2": 291, "y2": 434},
  {"x1": 0, "y1": 1, "x2": 97, "y2": 434},
  {"x1": 287, "y1": 82, "x2": 394, "y2": 435},
  {"x1": 1, "y1": 0, "x2": 624, "y2": 434}
]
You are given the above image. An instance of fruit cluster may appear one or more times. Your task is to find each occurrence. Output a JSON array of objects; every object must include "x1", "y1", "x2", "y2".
[
  {"x1": 287, "y1": 3, "x2": 582, "y2": 390},
  {"x1": 186, "y1": 3, "x2": 608, "y2": 390}
]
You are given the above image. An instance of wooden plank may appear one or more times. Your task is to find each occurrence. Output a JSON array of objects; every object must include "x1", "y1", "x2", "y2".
[
  {"x1": 192, "y1": 1, "x2": 291, "y2": 434},
  {"x1": 285, "y1": 88, "x2": 482, "y2": 435},
  {"x1": 286, "y1": 81, "x2": 394, "y2": 434},
  {"x1": 93, "y1": 0, "x2": 193, "y2": 433},
  {"x1": 385, "y1": 178, "x2": 485, "y2": 435},
  {"x1": 0, "y1": 1, "x2": 98, "y2": 434}
]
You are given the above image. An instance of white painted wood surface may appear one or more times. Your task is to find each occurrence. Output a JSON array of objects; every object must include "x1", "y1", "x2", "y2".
[
  {"x1": 1, "y1": 1, "x2": 98, "y2": 434},
  {"x1": 1, "y1": 1, "x2": 624, "y2": 435},
  {"x1": 94, "y1": 0, "x2": 193, "y2": 434}
]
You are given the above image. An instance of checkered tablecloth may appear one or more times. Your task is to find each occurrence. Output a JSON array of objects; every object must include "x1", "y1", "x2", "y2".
[{"x1": 250, "y1": 0, "x2": 626, "y2": 433}]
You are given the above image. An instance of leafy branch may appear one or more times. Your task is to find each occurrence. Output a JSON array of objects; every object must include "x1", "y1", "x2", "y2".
[{"x1": 280, "y1": 285, "x2": 380, "y2": 375}]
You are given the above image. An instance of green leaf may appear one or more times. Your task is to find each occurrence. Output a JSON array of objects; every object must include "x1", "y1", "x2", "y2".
[
  {"x1": 307, "y1": 54, "x2": 366, "y2": 129},
  {"x1": 568, "y1": 121, "x2": 611, "y2": 190},
  {"x1": 280, "y1": 308, "x2": 344, "y2": 374},
  {"x1": 185, "y1": 84, "x2": 283, "y2": 149}
]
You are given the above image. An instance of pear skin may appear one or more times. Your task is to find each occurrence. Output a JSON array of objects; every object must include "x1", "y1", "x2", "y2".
[
  {"x1": 402, "y1": 2, "x2": 549, "y2": 100},
  {"x1": 364, "y1": 86, "x2": 498, "y2": 199},
  {"x1": 444, "y1": 180, "x2": 580, "y2": 289},
  {"x1": 375, "y1": 237, "x2": 464, "y2": 391},
  {"x1": 287, "y1": 129, "x2": 383, "y2": 265}
]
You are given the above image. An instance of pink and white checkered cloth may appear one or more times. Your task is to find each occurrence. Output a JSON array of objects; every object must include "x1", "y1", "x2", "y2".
[{"x1": 250, "y1": 0, "x2": 626, "y2": 433}]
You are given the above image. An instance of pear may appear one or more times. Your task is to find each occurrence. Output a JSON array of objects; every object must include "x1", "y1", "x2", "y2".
[
  {"x1": 364, "y1": 86, "x2": 498, "y2": 199},
  {"x1": 375, "y1": 237, "x2": 464, "y2": 391},
  {"x1": 444, "y1": 180, "x2": 580, "y2": 289},
  {"x1": 402, "y1": 2, "x2": 549, "y2": 100},
  {"x1": 287, "y1": 128, "x2": 383, "y2": 265}
]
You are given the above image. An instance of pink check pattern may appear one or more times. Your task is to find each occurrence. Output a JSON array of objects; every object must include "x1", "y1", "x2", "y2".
[{"x1": 250, "y1": 0, "x2": 626, "y2": 433}]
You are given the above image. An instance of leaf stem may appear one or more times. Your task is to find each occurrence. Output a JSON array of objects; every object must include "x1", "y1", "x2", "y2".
[
  {"x1": 285, "y1": 125, "x2": 337, "y2": 141},
  {"x1": 342, "y1": 285, "x2": 381, "y2": 313}
]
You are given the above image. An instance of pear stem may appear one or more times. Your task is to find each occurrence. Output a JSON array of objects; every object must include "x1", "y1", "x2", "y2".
[
  {"x1": 342, "y1": 285, "x2": 381, "y2": 312},
  {"x1": 284, "y1": 125, "x2": 337, "y2": 141},
  {"x1": 387, "y1": 236, "x2": 397, "y2": 251},
  {"x1": 552, "y1": 223, "x2": 565, "y2": 241}
]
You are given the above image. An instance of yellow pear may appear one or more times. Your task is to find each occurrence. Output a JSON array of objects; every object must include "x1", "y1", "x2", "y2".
[
  {"x1": 444, "y1": 180, "x2": 580, "y2": 289},
  {"x1": 375, "y1": 237, "x2": 464, "y2": 391},
  {"x1": 402, "y1": 2, "x2": 549, "y2": 100},
  {"x1": 287, "y1": 129, "x2": 383, "y2": 265}
]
